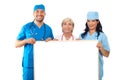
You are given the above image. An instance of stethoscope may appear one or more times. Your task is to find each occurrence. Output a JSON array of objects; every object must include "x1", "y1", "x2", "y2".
[
  {"x1": 61, "y1": 34, "x2": 74, "y2": 40},
  {"x1": 30, "y1": 21, "x2": 46, "y2": 40}
]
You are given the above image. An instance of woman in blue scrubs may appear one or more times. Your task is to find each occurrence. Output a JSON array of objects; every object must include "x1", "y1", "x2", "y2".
[
  {"x1": 79, "y1": 11, "x2": 110, "y2": 80},
  {"x1": 15, "y1": 4, "x2": 54, "y2": 80}
]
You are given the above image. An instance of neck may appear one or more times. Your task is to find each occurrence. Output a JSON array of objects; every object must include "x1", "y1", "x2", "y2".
[
  {"x1": 89, "y1": 29, "x2": 96, "y2": 35},
  {"x1": 63, "y1": 33, "x2": 73, "y2": 40},
  {"x1": 34, "y1": 20, "x2": 44, "y2": 28}
]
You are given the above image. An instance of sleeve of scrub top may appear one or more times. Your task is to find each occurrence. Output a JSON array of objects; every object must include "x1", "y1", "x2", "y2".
[
  {"x1": 50, "y1": 29, "x2": 54, "y2": 39},
  {"x1": 101, "y1": 33, "x2": 110, "y2": 52},
  {"x1": 46, "y1": 26, "x2": 54, "y2": 39},
  {"x1": 17, "y1": 26, "x2": 26, "y2": 40}
]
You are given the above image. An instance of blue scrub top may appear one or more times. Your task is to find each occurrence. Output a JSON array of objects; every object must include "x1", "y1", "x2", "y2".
[
  {"x1": 79, "y1": 32, "x2": 110, "y2": 79},
  {"x1": 17, "y1": 22, "x2": 54, "y2": 67}
]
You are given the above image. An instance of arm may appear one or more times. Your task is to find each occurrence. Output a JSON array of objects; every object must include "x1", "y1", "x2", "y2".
[
  {"x1": 45, "y1": 37, "x2": 52, "y2": 42},
  {"x1": 15, "y1": 38, "x2": 36, "y2": 48},
  {"x1": 45, "y1": 38, "x2": 59, "y2": 42},
  {"x1": 97, "y1": 42, "x2": 110, "y2": 57},
  {"x1": 75, "y1": 38, "x2": 80, "y2": 40}
]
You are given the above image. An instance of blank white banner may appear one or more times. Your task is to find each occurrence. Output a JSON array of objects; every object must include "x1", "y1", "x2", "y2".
[{"x1": 34, "y1": 40, "x2": 99, "y2": 80}]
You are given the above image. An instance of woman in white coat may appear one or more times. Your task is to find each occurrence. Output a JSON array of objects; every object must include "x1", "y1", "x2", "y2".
[{"x1": 54, "y1": 18, "x2": 77, "y2": 41}]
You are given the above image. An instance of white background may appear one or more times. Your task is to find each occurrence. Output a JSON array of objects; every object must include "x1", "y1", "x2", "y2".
[{"x1": 0, "y1": 0, "x2": 120, "y2": 80}]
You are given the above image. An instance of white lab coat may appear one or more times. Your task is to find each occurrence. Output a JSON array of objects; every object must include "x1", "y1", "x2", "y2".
[{"x1": 55, "y1": 34, "x2": 77, "y2": 41}]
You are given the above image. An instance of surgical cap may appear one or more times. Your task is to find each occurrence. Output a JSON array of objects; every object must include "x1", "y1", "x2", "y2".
[
  {"x1": 34, "y1": 4, "x2": 45, "y2": 12},
  {"x1": 87, "y1": 11, "x2": 99, "y2": 20}
]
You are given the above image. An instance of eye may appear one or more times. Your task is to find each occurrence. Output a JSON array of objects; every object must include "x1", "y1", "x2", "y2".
[
  {"x1": 68, "y1": 23, "x2": 72, "y2": 26},
  {"x1": 92, "y1": 20, "x2": 96, "y2": 22},
  {"x1": 87, "y1": 20, "x2": 90, "y2": 22},
  {"x1": 63, "y1": 23, "x2": 67, "y2": 25},
  {"x1": 36, "y1": 10, "x2": 39, "y2": 13}
]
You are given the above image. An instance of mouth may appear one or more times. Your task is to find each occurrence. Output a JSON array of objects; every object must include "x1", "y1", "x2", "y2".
[
  {"x1": 37, "y1": 16, "x2": 43, "y2": 19},
  {"x1": 89, "y1": 25, "x2": 94, "y2": 28}
]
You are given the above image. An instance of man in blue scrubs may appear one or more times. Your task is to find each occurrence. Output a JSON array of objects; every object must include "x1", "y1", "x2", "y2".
[
  {"x1": 79, "y1": 11, "x2": 110, "y2": 80},
  {"x1": 15, "y1": 4, "x2": 54, "y2": 80}
]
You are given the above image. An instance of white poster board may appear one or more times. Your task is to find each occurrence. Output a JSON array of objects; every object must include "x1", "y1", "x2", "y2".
[{"x1": 34, "y1": 40, "x2": 99, "y2": 80}]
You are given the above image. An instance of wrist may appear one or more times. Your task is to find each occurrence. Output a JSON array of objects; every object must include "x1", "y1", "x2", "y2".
[{"x1": 24, "y1": 39, "x2": 28, "y2": 44}]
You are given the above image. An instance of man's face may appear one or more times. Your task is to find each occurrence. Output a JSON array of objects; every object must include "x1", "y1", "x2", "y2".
[{"x1": 33, "y1": 9, "x2": 46, "y2": 22}]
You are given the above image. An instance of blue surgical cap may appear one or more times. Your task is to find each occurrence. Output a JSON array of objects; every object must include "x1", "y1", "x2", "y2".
[
  {"x1": 87, "y1": 11, "x2": 99, "y2": 20},
  {"x1": 34, "y1": 4, "x2": 45, "y2": 12}
]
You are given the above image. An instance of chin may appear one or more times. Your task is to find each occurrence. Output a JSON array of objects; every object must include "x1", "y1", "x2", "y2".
[{"x1": 37, "y1": 19, "x2": 43, "y2": 22}]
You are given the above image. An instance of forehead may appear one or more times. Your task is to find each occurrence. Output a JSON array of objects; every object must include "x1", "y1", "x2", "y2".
[
  {"x1": 63, "y1": 21, "x2": 72, "y2": 24},
  {"x1": 87, "y1": 20, "x2": 97, "y2": 21},
  {"x1": 63, "y1": 19, "x2": 73, "y2": 23},
  {"x1": 35, "y1": 9, "x2": 45, "y2": 12}
]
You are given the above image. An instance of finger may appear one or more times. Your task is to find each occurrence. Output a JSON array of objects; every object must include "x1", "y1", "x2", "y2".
[{"x1": 31, "y1": 38, "x2": 36, "y2": 44}]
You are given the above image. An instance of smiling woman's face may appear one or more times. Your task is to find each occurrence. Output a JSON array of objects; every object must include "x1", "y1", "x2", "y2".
[{"x1": 87, "y1": 20, "x2": 99, "y2": 30}]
